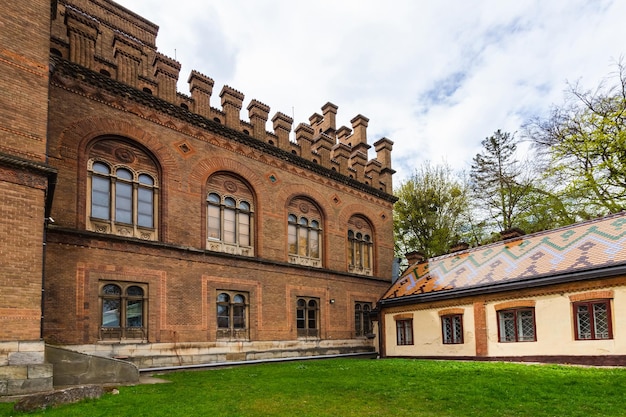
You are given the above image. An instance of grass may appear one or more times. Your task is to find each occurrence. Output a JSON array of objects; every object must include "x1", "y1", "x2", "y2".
[{"x1": 2, "y1": 358, "x2": 626, "y2": 416}]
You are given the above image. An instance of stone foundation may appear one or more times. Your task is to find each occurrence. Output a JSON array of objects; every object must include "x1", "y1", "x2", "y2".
[
  {"x1": 60, "y1": 339, "x2": 375, "y2": 369},
  {"x1": 0, "y1": 341, "x2": 53, "y2": 396}
]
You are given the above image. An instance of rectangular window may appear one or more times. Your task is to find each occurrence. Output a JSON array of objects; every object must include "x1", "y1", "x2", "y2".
[
  {"x1": 396, "y1": 319, "x2": 413, "y2": 345},
  {"x1": 574, "y1": 300, "x2": 612, "y2": 340},
  {"x1": 137, "y1": 187, "x2": 154, "y2": 228},
  {"x1": 238, "y1": 212, "x2": 250, "y2": 246},
  {"x1": 288, "y1": 223, "x2": 297, "y2": 254},
  {"x1": 498, "y1": 308, "x2": 536, "y2": 342},
  {"x1": 207, "y1": 205, "x2": 221, "y2": 239},
  {"x1": 223, "y1": 208, "x2": 236, "y2": 243},
  {"x1": 442, "y1": 314, "x2": 463, "y2": 344},
  {"x1": 91, "y1": 176, "x2": 110, "y2": 219},
  {"x1": 115, "y1": 181, "x2": 133, "y2": 224}
]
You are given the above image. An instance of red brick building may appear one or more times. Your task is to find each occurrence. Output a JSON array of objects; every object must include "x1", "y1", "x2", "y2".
[{"x1": 1, "y1": 0, "x2": 396, "y2": 391}]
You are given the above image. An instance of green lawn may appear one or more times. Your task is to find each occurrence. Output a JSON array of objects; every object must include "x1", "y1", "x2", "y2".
[{"x1": 2, "y1": 358, "x2": 626, "y2": 416}]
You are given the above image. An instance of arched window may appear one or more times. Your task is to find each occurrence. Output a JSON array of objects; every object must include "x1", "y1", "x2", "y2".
[
  {"x1": 216, "y1": 291, "x2": 249, "y2": 340},
  {"x1": 296, "y1": 297, "x2": 319, "y2": 338},
  {"x1": 87, "y1": 139, "x2": 159, "y2": 240},
  {"x1": 355, "y1": 302, "x2": 373, "y2": 337},
  {"x1": 100, "y1": 282, "x2": 147, "y2": 340},
  {"x1": 287, "y1": 197, "x2": 322, "y2": 268},
  {"x1": 206, "y1": 173, "x2": 254, "y2": 256},
  {"x1": 347, "y1": 215, "x2": 374, "y2": 275}
]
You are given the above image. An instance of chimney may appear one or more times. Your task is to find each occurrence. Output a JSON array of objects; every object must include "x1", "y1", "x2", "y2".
[{"x1": 406, "y1": 250, "x2": 426, "y2": 265}]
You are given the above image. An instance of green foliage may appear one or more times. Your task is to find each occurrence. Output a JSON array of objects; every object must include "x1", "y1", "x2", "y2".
[
  {"x1": 394, "y1": 162, "x2": 471, "y2": 258},
  {"x1": 526, "y1": 61, "x2": 626, "y2": 216},
  {"x1": 3, "y1": 359, "x2": 626, "y2": 417}
]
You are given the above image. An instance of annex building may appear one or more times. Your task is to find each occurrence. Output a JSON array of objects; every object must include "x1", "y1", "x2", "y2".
[
  {"x1": 377, "y1": 212, "x2": 626, "y2": 366},
  {"x1": 0, "y1": 0, "x2": 396, "y2": 395}
]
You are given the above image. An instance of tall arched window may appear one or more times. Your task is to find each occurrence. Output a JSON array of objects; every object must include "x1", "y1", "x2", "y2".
[
  {"x1": 287, "y1": 197, "x2": 323, "y2": 268},
  {"x1": 206, "y1": 173, "x2": 254, "y2": 256},
  {"x1": 347, "y1": 215, "x2": 374, "y2": 275},
  {"x1": 216, "y1": 291, "x2": 249, "y2": 340},
  {"x1": 296, "y1": 297, "x2": 319, "y2": 338},
  {"x1": 87, "y1": 139, "x2": 159, "y2": 240},
  {"x1": 100, "y1": 282, "x2": 147, "y2": 340}
]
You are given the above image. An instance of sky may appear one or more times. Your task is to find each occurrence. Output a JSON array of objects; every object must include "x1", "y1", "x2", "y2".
[{"x1": 117, "y1": 0, "x2": 626, "y2": 184}]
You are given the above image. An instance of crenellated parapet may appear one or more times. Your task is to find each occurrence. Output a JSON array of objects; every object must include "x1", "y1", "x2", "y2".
[{"x1": 51, "y1": 0, "x2": 394, "y2": 193}]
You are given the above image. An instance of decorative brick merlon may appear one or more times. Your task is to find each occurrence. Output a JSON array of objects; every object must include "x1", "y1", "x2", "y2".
[
  {"x1": 374, "y1": 137, "x2": 394, "y2": 170},
  {"x1": 350, "y1": 114, "x2": 369, "y2": 146},
  {"x1": 337, "y1": 126, "x2": 352, "y2": 143},
  {"x1": 188, "y1": 70, "x2": 214, "y2": 94},
  {"x1": 153, "y1": 52, "x2": 181, "y2": 78},
  {"x1": 271, "y1": 112, "x2": 293, "y2": 150},
  {"x1": 295, "y1": 123, "x2": 314, "y2": 156},
  {"x1": 220, "y1": 85, "x2": 245, "y2": 128},
  {"x1": 249, "y1": 100, "x2": 271, "y2": 119},
  {"x1": 320, "y1": 102, "x2": 338, "y2": 135}
]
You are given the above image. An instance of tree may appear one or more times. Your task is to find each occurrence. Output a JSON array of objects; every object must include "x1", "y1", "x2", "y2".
[
  {"x1": 470, "y1": 130, "x2": 535, "y2": 233},
  {"x1": 525, "y1": 61, "x2": 626, "y2": 216},
  {"x1": 394, "y1": 162, "x2": 471, "y2": 259}
]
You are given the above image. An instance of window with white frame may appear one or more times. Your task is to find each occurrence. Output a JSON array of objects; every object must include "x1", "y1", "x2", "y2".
[
  {"x1": 216, "y1": 291, "x2": 249, "y2": 340},
  {"x1": 206, "y1": 173, "x2": 254, "y2": 256},
  {"x1": 573, "y1": 300, "x2": 612, "y2": 340},
  {"x1": 441, "y1": 314, "x2": 463, "y2": 344},
  {"x1": 347, "y1": 215, "x2": 374, "y2": 276},
  {"x1": 498, "y1": 308, "x2": 536, "y2": 342},
  {"x1": 287, "y1": 197, "x2": 322, "y2": 267},
  {"x1": 87, "y1": 139, "x2": 159, "y2": 240}
]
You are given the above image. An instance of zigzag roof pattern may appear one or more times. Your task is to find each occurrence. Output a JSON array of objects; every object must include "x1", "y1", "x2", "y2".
[{"x1": 382, "y1": 212, "x2": 626, "y2": 301}]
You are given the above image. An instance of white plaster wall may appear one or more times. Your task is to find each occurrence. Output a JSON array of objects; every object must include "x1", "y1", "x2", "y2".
[{"x1": 384, "y1": 305, "x2": 476, "y2": 357}]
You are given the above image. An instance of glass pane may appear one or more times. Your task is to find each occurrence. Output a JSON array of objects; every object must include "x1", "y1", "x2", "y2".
[
  {"x1": 348, "y1": 230, "x2": 355, "y2": 239},
  {"x1": 500, "y1": 311, "x2": 515, "y2": 342},
  {"x1": 308, "y1": 300, "x2": 317, "y2": 309},
  {"x1": 217, "y1": 305, "x2": 229, "y2": 328},
  {"x1": 115, "y1": 181, "x2": 132, "y2": 224},
  {"x1": 364, "y1": 244, "x2": 372, "y2": 269},
  {"x1": 233, "y1": 294, "x2": 245, "y2": 304},
  {"x1": 576, "y1": 305, "x2": 591, "y2": 339},
  {"x1": 233, "y1": 305, "x2": 245, "y2": 329},
  {"x1": 355, "y1": 310, "x2": 362, "y2": 336},
  {"x1": 239, "y1": 201, "x2": 250, "y2": 211},
  {"x1": 224, "y1": 197, "x2": 236, "y2": 207},
  {"x1": 296, "y1": 308, "x2": 305, "y2": 329},
  {"x1": 224, "y1": 208, "x2": 236, "y2": 243},
  {"x1": 288, "y1": 214, "x2": 297, "y2": 223},
  {"x1": 127, "y1": 286, "x2": 143, "y2": 297},
  {"x1": 355, "y1": 240, "x2": 362, "y2": 267},
  {"x1": 116, "y1": 168, "x2": 132, "y2": 180},
  {"x1": 92, "y1": 162, "x2": 110, "y2": 174},
  {"x1": 297, "y1": 299, "x2": 306, "y2": 308},
  {"x1": 299, "y1": 217, "x2": 308, "y2": 226},
  {"x1": 126, "y1": 300, "x2": 143, "y2": 327},
  {"x1": 309, "y1": 230, "x2": 319, "y2": 258},
  {"x1": 102, "y1": 284, "x2": 121, "y2": 295},
  {"x1": 288, "y1": 224, "x2": 297, "y2": 254},
  {"x1": 208, "y1": 193, "x2": 220, "y2": 204},
  {"x1": 207, "y1": 205, "x2": 221, "y2": 240},
  {"x1": 593, "y1": 303, "x2": 609, "y2": 339},
  {"x1": 138, "y1": 174, "x2": 154, "y2": 186},
  {"x1": 356, "y1": 232, "x2": 363, "y2": 240},
  {"x1": 91, "y1": 176, "x2": 110, "y2": 220},
  {"x1": 102, "y1": 299, "x2": 120, "y2": 327},
  {"x1": 137, "y1": 187, "x2": 153, "y2": 228},
  {"x1": 453, "y1": 316, "x2": 463, "y2": 343},
  {"x1": 518, "y1": 310, "x2": 535, "y2": 341},
  {"x1": 217, "y1": 293, "x2": 230, "y2": 303},
  {"x1": 311, "y1": 220, "x2": 319, "y2": 229},
  {"x1": 298, "y1": 227, "x2": 308, "y2": 256},
  {"x1": 238, "y1": 212, "x2": 250, "y2": 246},
  {"x1": 308, "y1": 309, "x2": 316, "y2": 329},
  {"x1": 442, "y1": 317, "x2": 452, "y2": 344}
]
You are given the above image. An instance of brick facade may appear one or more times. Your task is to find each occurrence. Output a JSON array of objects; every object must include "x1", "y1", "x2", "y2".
[{"x1": 26, "y1": 0, "x2": 397, "y2": 370}]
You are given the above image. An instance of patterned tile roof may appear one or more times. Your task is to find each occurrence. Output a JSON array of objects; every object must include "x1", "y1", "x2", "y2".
[{"x1": 382, "y1": 212, "x2": 626, "y2": 301}]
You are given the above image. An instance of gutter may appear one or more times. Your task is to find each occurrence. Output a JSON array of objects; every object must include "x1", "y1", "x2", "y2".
[{"x1": 379, "y1": 263, "x2": 626, "y2": 308}]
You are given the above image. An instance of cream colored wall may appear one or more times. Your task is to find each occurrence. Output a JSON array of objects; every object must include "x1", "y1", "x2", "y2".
[
  {"x1": 384, "y1": 286, "x2": 626, "y2": 358},
  {"x1": 384, "y1": 305, "x2": 476, "y2": 357},
  {"x1": 487, "y1": 289, "x2": 626, "y2": 357}
]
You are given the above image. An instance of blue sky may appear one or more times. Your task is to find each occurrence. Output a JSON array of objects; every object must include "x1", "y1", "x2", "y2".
[{"x1": 117, "y1": 0, "x2": 626, "y2": 185}]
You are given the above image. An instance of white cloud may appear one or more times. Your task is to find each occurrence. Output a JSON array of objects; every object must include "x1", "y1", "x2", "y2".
[{"x1": 117, "y1": 0, "x2": 626, "y2": 185}]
